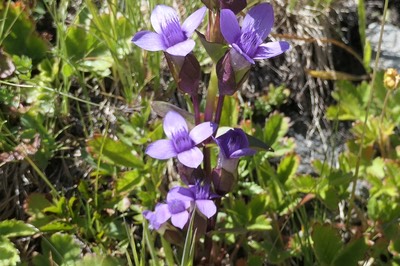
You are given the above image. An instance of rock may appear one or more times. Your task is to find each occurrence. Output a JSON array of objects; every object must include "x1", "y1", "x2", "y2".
[{"x1": 366, "y1": 23, "x2": 400, "y2": 69}]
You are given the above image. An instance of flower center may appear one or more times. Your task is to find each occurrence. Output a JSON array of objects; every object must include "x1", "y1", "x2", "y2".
[
  {"x1": 161, "y1": 18, "x2": 187, "y2": 47},
  {"x1": 238, "y1": 30, "x2": 262, "y2": 58},
  {"x1": 194, "y1": 183, "x2": 210, "y2": 200},
  {"x1": 168, "y1": 199, "x2": 187, "y2": 214},
  {"x1": 172, "y1": 129, "x2": 195, "y2": 153}
]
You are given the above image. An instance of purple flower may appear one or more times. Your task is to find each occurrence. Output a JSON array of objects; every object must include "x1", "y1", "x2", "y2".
[
  {"x1": 146, "y1": 111, "x2": 217, "y2": 168},
  {"x1": 220, "y1": 3, "x2": 290, "y2": 66},
  {"x1": 143, "y1": 203, "x2": 171, "y2": 230},
  {"x1": 215, "y1": 128, "x2": 255, "y2": 172},
  {"x1": 169, "y1": 183, "x2": 217, "y2": 221},
  {"x1": 132, "y1": 5, "x2": 206, "y2": 56},
  {"x1": 144, "y1": 183, "x2": 217, "y2": 230}
]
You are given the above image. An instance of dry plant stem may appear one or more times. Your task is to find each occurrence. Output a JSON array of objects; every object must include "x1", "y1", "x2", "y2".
[
  {"x1": 378, "y1": 89, "x2": 392, "y2": 157},
  {"x1": 347, "y1": 0, "x2": 389, "y2": 227}
]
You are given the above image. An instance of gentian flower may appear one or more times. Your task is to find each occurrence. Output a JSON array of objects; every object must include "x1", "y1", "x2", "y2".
[
  {"x1": 215, "y1": 128, "x2": 256, "y2": 171},
  {"x1": 220, "y1": 3, "x2": 290, "y2": 66},
  {"x1": 132, "y1": 5, "x2": 207, "y2": 56},
  {"x1": 146, "y1": 111, "x2": 217, "y2": 168},
  {"x1": 143, "y1": 204, "x2": 167, "y2": 230},
  {"x1": 213, "y1": 128, "x2": 256, "y2": 194},
  {"x1": 144, "y1": 183, "x2": 217, "y2": 230},
  {"x1": 168, "y1": 183, "x2": 217, "y2": 223}
]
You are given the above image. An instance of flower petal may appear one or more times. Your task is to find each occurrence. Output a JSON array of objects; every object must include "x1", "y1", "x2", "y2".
[
  {"x1": 242, "y1": 3, "x2": 274, "y2": 41},
  {"x1": 171, "y1": 211, "x2": 189, "y2": 229},
  {"x1": 154, "y1": 203, "x2": 171, "y2": 224},
  {"x1": 165, "y1": 39, "x2": 196, "y2": 56},
  {"x1": 189, "y1": 122, "x2": 217, "y2": 145},
  {"x1": 132, "y1": 31, "x2": 166, "y2": 51},
  {"x1": 220, "y1": 9, "x2": 241, "y2": 45},
  {"x1": 177, "y1": 147, "x2": 203, "y2": 168},
  {"x1": 196, "y1": 200, "x2": 217, "y2": 218},
  {"x1": 231, "y1": 43, "x2": 255, "y2": 65},
  {"x1": 167, "y1": 187, "x2": 194, "y2": 204},
  {"x1": 253, "y1": 41, "x2": 290, "y2": 60},
  {"x1": 181, "y1": 6, "x2": 207, "y2": 37},
  {"x1": 146, "y1": 139, "x2": 177, "y2": 159},
  {"x1": 163, "y1": 111, "x2": 189, "y2": 139},
  {"x1": 151, "y1": 5, "x2": 180, "y2": 35}
]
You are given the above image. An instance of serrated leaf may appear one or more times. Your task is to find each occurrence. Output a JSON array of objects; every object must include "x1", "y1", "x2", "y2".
[
  {"x1": 0, "y1": 236, "x2": 20, "y2": 266},
  {"x1": 263, "y1": 113, "x2": 290, "y2": 149},
  {"x1": 277, "y1": 154, "x2": 300, "y2": 183},
  {"x1": 333, "y1": 238, "x2": 367, "y2": 266},
  {"x1": 0, "y1": 219, "x2": 37, "y2": 238},
  {"x1": 87, "y1": 135, "x2": 143, "y2": 168},
  {"x1": 41, "y1": 233, "x2": 81, "y2": 265},
  {"x1": 312, "y1": 224, "x2": 343, "y2": 266}
]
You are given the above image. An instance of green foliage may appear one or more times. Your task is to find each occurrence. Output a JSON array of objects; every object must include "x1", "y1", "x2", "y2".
[
  {"x1": 254, "y1": 84, "x2": 290, "y2": 116},
  {"x1": 0, "y1": 2, "x2": 48, "y2": 62},
  {"x1": 0, "y1": 237, "x2": 20, "y2": 266}
]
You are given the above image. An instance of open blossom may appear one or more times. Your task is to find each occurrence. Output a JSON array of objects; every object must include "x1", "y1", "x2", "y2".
[
  {"x1": 143, "y1": 183, "x2": 217, "y2": 230},
  {"x1": 132, "y1": 5, "x2": 206, "y2": 56},
  {"x1": 145, "y1": 111, "x2": 217, "y2": 168},
  {"x1": 220, "y1": 3, "x2": 290, "y2": 66}
]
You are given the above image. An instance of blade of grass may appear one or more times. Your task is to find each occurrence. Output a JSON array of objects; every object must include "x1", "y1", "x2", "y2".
[{"x1": 181, "y1": 213, "x2": 197, "y2": 266}]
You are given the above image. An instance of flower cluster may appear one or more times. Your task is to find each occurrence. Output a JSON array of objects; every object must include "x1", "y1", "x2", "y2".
[{"x1": 133, "y1": 1, "x2": 289, "y2": 237}]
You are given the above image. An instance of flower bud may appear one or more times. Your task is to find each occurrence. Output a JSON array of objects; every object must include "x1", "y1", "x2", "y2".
[
  {"x1": 216, "y1": 50, "x2": 250, "y2": 96},
  {"x1": 212, "y1": 167, "x2": 237, "y2": 195},
  {"x1": 384, "y1": 68, "x2": 400, "y2": 91},
  {"x1": 164, "y1": 53, "x2": 201, "y2": 96}
]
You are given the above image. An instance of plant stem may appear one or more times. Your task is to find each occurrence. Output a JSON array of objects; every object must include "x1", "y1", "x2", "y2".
[
  {"x1": 203, "y1": 65, "x2": 218, "y2": 180},
  {"x1": 347, "y1": 0, "x2": 389, "y2": 227},
  {"x1": 192, "y1": 94, "x2": 201, "y2": 125},
  {"x1": 214, "y1": 95, "x2": 225, "y2": 125},
  {"x1": 204, "y1": 66, "x2": 218, "y2": 122},
  {"x1": 378, "y1": 89, "x2": 392, "y2": 157}
]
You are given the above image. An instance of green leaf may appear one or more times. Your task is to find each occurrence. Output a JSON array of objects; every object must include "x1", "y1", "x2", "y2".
[
  {"x1": 197, "y1": 31, "x2": 227, "y2": 62},
  {"x1": 151, "y1": 101, "x2": 195, "y2": 127},
  {"x1": 333, "y1": 238, "x2": 367, "y2": 266},
  {"x1": 41, "y1": 233, "x2": 82, "y2": 265},
  {"x1": 75, "y1": 254, "x2": 121, "y2": 266},
  {"x1": 247, "y1": 216, "x2": 272, "y2": 231},
  {"x1": 87, "y1": 135, "x2": 144, "y2": 168},
  {"x1": 1, "y1": 4, "x2": 48, "y2": 63},
  {"x1": 0, "y1": 220, "x2": 37, "y2": 238},
  {"x1": 0, "y1": 237, "x2": 20, "y2": 266},
  {"x1": 115, "y1": 169, "x2": 143, "y2": 194},
  {"x1": 39, "y1": 221, "x2": 74, "y2": 232},
  {"x1": 277, "y1": 154, "x2": 300, "y2": 183},
  {"x1": 263, "y1": 113, "x2": 290, "y2": 149},
  {"x1": 24, "y1": 193, "x2": 52, "y2": 217},
  {"x1": 312, "y1": 224, "x2": 343, "y2": 266}
]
